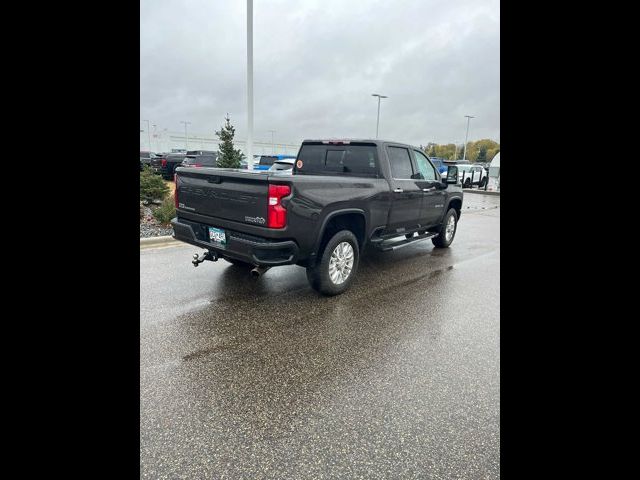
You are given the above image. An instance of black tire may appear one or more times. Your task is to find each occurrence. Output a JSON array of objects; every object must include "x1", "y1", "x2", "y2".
[
  {"x1": 306, "y1": 230, "x2": 360, "y2": 296},
  {"x1": 405, "y1": 233, "x2": 414, "y2": 239},
  {"x1": 224, "y1": 257, "x2": 252, "y2": 268},
  {"x1": 463, "y1": 178, "x2": 471, "y2": 188},
  {"x1": 479, "y1": 177, "x2": 487, "y2": 188},
  {"x1": 432, "y1": 208, "x2": 458, "y2": 248}
]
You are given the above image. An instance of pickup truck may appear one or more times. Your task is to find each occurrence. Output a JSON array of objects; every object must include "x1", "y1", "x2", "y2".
[
  {"x1": 153, "y1": 153, "x2": 186, "y2": 180},
  {"x1": 171, "y1": 139, "x2": 463, "y2": 295}
]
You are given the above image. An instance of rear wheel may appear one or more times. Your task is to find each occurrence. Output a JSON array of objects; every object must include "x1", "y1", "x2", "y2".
[
  {"x1": 306, "y1": 230, "x2": 359, "y2": 296},
  {"x1": 432, "y1": 209, "x2": 458, "y2": 248},
  {"x1": 463, "y1": 178, "x2": 471, "y2": 188},
  {"x1": 479, "y1": 177, "x2": 487, "y2": 188}
]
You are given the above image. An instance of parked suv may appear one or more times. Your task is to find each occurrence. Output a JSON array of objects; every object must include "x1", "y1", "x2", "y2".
[
  {"x1": 457, "y1": 164, "x2": 488, "y2": 188},
  {"x1": 140, "y1": 151, "x2": 157, "y2": 170}
]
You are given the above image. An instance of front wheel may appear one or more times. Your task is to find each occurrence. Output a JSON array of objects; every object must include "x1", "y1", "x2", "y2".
[
  {"x1": 306, "y1": 230, "x2": 360, "y2": 296},
  {"x1": 432, "y1": 209, "x2": 458, "y2": 248}
]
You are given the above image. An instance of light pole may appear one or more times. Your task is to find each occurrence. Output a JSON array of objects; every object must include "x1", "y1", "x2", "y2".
[
  {"x1": 268, "y1": 130, "x2": 276, "y2": 154},
  {"x1": 246, "y1": 0, "x2": 254, "y2": 170},
  {"x1": 371, "y1": 94, "x2": 388, "y2": 139},
  {"x1": 142, "y1": 120, "x2": 151, "y2": 150},
  {"x1": 180, "y1": 121, "x2": 191, "y2": 150},
  {"x1": 152, "y1": 124, "x2": 158, "y2": 151},
  {"x1": 463, "y1": 115, "x2": 474, "y2": 161}
]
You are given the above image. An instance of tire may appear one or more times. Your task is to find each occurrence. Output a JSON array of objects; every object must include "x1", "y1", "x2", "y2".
[
  {"x1": 224, "y1": 257, "x2": 252, "y2": 268},
  {"x1": 479, "y1": 177, "x2": 487, "y2": 188},
  {"x1": 463, "y1": 178, "x2": 471, "y2": 188},
  {"x1": 405, "y1": 233, "x2": 414, "y2": 239},
  {"x1": 432, "y1": 208, "x2": 458, "y2": 248},
  {"x1": 306, "y1": 230, "x2": 360, "y2": 296}
]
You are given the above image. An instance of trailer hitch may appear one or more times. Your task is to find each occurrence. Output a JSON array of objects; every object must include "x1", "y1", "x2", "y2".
[{"x1": 192, "y1": 250, "x2": 218, "y2": 267}]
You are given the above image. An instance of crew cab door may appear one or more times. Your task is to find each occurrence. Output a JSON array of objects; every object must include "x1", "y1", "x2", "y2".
[
  {"x1": 385, "y1": 145, "x2": 423, "y2": 233},
  {"x1": 413, "y1": 149, "x2": 446, "y2": 227}
]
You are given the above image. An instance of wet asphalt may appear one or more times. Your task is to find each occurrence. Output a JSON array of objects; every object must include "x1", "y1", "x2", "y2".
[{"x1": 140, "y1": 194, "x2": 500, "y2": 479}]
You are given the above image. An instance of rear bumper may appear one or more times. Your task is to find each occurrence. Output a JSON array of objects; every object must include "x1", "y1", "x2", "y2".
[{"x1": 171, "y1": 217, "x2": 299, "y2": 266}]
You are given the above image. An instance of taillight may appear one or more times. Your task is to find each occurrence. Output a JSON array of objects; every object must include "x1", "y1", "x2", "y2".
[
  {"x1": 161, "y1": 159, "x2": 167, "y2": 168},
  {"x1": 194, "y1": 163, "x2": 202, "y2": 167},
  {"x1": 174, "y1": 174, "x2": 179, "y2": 208},
  {"x1": 267, "y1": 184, "x2": 291, "y2": 228}
]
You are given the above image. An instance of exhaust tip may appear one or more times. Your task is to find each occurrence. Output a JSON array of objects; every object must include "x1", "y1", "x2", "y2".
[{"x1": 250, "y1": 269, "x2": 261, "y2": 278}]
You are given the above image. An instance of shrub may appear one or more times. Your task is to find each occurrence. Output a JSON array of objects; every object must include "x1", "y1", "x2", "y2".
[
  {"x1": 153, "y1": 196, "x2": 176, "y2": 225},
  {"x1": 140, "y1": 167, "x2": 169, "y2": 203}
]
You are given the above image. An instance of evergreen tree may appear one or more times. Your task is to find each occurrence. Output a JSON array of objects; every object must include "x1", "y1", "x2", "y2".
[
  {"x1": 215, "y1": 114, "x2": 244, "y2": 168},
  {"x1": 476, "y1": 145, "x2": 488, "y2": 162}
]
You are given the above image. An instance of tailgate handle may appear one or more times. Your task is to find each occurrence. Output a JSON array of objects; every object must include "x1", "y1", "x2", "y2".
[{"x1": 207, "y1": 176, "x2": 222, "y2": 184}]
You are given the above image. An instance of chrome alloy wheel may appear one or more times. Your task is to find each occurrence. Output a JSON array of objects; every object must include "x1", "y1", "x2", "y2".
[
  {"x1": 445, "y1": 214, "x2": 456, "y2": 242},
  {"x1": 328, "y1": 242, "x2": 354, "y2": 285}
]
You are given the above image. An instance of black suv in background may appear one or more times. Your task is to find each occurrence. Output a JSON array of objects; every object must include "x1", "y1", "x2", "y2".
[{"x1": 140, "y1": 151, "x2": 157, "y2": 170}]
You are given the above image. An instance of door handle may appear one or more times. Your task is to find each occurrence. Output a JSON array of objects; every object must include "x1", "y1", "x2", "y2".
[
  {"x1": 422, "y1": 187, "x2": 435, "y2": 192},
  {"x1": 393, "y1": 188, "x2": 404, "y2": 193}
]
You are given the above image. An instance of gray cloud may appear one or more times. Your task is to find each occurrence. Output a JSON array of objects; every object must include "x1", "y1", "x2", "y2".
[{"x1": 141, "y1": 0, "x2": 499, "y2": 147}]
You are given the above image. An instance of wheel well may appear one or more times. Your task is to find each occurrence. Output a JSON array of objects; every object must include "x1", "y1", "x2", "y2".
[
  {"x1": 317, "y1": 213, "x2": 365, "y2": 257},
  {"x1": 448, "y1": 198, "x2": 462, "y2": 218}
]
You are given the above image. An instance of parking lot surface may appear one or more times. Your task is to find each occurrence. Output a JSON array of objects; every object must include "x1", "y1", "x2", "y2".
[{"x1": 141, "y1": 195, "x2": 500, "y2": 479}]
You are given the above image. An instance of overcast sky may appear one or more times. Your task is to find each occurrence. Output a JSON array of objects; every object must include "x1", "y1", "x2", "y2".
[{"x1": 140, "y1": 0, "x2": 499, "y2": 147}]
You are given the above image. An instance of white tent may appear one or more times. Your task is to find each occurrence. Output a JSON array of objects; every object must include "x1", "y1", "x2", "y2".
[
  {"x1": 488, "y1": 152, "x2": 500, "y2": 191},
  {"x1": 489, "y1": 152, "x2": 500, "y2": 177}
]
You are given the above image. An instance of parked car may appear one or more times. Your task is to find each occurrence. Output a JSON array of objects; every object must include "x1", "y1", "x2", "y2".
[
  {"x1": 268, "y1": 157, "x2": 295, "y2": 172},
  {"x1": 457, "y1": 164, "x2": 488, "y2": 188},
  {"x1": 181, "y1": 152, "x2": 218, "y2": 168},
  {"x1": 428, "y1": 157, "x2": 448, "y2": 175},
  {"x1": 140, "y1": 151, "x2": 157, "y2": 170},
  {"x1": 172, "y1": 139, "x2": 463, "y2": 296},
  {"x1": 253, "y1": 154, "x2": 297, "y2": 171}
]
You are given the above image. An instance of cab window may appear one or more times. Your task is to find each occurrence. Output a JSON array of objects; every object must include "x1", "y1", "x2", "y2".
[{"x1": 413, "y1": 150, "x2": 437, "y2": 181}]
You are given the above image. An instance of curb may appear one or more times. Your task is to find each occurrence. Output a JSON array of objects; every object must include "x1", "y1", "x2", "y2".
[
  {"x1": 463, "y1": 189, "x2": 500, "y2": 196},
  {"x1": 140, "y1": 235, "x2": 180, "y2": 248}
]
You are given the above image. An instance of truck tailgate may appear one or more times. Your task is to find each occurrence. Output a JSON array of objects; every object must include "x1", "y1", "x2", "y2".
[{"x1": 176, "y1": 168, "x2": 270, "y2": 225}]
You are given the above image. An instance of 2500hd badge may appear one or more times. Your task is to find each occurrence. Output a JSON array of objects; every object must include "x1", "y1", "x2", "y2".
[{"x1": 244, "y1": 216, "x2": 266, "y2": 224}]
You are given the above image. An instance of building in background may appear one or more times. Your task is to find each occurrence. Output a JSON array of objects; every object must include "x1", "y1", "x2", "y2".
[{"x1": 140, "y1": 129, "x2": 300, "y2": 156}]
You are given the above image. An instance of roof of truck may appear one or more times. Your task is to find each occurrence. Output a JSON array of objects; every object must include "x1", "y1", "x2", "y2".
[{"x1": 301, "y1": 139, "x2": 416, "y2": 147}]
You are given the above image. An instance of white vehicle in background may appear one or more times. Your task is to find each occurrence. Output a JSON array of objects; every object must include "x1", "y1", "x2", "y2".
[
  {"x1": 268, "y1": 157, "x2": 295, "y2": 173},
  {"x1": 457, "y1": 164, "x2": 488, "y2": 188}
]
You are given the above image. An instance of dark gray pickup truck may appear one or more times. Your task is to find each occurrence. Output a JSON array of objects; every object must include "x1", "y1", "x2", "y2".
[{"x1": 171, "y1": 139, "x2": 463, "y2": 295}]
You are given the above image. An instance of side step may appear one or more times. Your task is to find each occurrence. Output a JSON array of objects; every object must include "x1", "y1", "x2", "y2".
[{"x1": 373, "y1": 231, "x2": 438, "y2": 252}]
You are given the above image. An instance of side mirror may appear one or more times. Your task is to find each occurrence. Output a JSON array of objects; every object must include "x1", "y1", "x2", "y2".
[{"x1": 445, "y1": 165, "x2": 458, "y2": 184}]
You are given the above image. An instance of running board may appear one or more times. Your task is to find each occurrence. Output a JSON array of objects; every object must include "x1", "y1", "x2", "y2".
[{"x1": 374, "y1": 231, "x2": 438, "y2": 251}]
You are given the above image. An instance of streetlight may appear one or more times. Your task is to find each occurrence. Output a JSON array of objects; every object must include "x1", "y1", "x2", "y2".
[
  {"x1": 463, "y1": 115, "x2": 475, "y2": 161},
  {"x1": 180, "y1": 121, "x2": 191, "y2": 150},
  {"x1": 142, "y1": 120, "x2": 151, "y2": 150},
  {"x1": 371, "y1": 94, "x2": 388, "y2": 139},
  {"x1": 152, "y1": 124, "x2": 158, "y2": 151},
  {"x1": 246, "y1": 0, "x2": 254, "y2": 170},
  {"x1": 268, "y1": 130, "x2": 276, "y2": 154}
]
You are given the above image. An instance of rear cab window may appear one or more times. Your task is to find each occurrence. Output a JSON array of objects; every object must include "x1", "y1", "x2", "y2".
[{"x1": 294, "y1": 142, "x2": 379, "y2": 177}]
